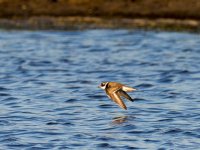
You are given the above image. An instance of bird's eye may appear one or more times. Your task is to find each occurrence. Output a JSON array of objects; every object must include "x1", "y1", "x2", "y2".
[{"x1": 101, "y1": 83, "x2": 105, "y2": 86}]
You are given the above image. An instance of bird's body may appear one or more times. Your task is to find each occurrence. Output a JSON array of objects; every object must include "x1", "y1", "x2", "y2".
[{"x1": 98, "y1": 82, "x2": 136, "y2": 110}]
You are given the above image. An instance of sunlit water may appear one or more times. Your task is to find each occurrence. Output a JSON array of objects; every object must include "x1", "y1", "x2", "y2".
[{"x1": 0, "y1": 29, "x2": 200, "y2": 149}]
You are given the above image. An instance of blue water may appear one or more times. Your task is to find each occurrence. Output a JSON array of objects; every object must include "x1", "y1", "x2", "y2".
[{"x1": 0, "y1": 29, "x2": 200, "y2": 149}]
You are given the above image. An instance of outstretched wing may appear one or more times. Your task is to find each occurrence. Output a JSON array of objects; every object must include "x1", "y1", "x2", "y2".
[
  {"x1": 122, "y1": 86, "x2": 136, "y2": 92},
  {"x1": 118, "y1": 90, "x2": 134, "y2": 102},
  {"x1": 110, "y1": 90, "x2": 127, "y2": 110}
]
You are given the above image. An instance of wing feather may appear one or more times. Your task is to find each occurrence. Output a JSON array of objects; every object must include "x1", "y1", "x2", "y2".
[
  {"x1": 118, "y1": 90, "x2": 134, "y2": 102},
  {"x1": 122, "y1": 86, "x2": 136, "y2": 92},
  {"x1": 110, "y1": 91, "x2": 127, "y2": 110}
]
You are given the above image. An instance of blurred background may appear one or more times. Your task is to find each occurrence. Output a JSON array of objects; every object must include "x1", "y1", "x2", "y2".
[{"x1": 0, "y1": 0, "x2": 200, "y2": 30}]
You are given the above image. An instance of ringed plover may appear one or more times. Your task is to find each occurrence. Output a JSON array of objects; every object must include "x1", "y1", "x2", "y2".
[{"x1": 98, "y1": 82, "x2": 136, "y2": 110}]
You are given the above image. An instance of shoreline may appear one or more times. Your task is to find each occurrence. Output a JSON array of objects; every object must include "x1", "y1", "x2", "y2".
[
  {"x1": 1, "y1": 0, "x2": 200, "y2": 32},
  {"x1": 0, "y1": 16, "x2": 200, "y2": 32}
]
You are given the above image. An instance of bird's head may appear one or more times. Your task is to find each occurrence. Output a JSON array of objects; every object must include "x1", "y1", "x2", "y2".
[{"x1": 98, "y1": 82, "x2": 109, "y2": 90}]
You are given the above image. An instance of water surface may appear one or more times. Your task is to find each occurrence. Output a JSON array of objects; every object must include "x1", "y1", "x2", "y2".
[{"x1": 0, "y1": 29, "x2": 200, "y2": 149}]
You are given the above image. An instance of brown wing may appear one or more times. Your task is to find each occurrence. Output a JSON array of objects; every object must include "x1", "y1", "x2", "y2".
[
  {"x1": 110, "y1": 91, "x2": 127, "y2": 110},
  {"x1": 118, "y1": 90, "x2": 134, "y2": 102}
]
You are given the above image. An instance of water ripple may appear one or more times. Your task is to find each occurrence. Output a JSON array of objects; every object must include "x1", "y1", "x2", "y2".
[{"x1": 0, "y1": 29, "x2": 199, "y2": 149}]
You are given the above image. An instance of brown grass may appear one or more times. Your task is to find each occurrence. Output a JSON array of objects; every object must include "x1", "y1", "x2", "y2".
[
  {"x1": 0, "y1": 0, "x2": 200, "y2": 19},
  {"x1": 0, "y1": 0, "x2": 200, "y2": 31}
]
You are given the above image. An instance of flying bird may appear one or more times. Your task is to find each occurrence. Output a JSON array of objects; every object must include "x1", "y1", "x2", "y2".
[{"x1": 98, "y1": 82, "x2": 136, "y2": 110}]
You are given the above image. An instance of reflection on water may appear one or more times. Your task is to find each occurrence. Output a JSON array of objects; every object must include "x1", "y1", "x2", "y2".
[
  {"x1": 0, "y1": 29, "x2": 200, "y2": 149},
  {"x1": 111, "y1": 115, "x2": 136, "y2": 125},
  {"x1": 112, "y1": 116, "x2": 128, "y2": 124}
]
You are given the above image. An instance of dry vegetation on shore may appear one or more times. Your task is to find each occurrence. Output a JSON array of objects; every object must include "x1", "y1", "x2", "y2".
[{"x1": 0, "y1": 0, "x2": 200, "y2": 30}]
